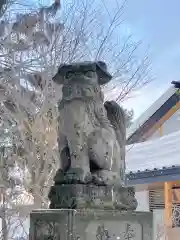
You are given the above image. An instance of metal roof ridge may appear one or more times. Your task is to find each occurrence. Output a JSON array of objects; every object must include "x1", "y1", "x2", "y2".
[{"x1": 126, "y1": 164, "x2": 180, "y2": 175}]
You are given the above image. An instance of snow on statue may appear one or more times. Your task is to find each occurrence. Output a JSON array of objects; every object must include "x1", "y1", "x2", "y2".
[{"x1": 52, "y1": 61, "x2": 126, "y2": 185}]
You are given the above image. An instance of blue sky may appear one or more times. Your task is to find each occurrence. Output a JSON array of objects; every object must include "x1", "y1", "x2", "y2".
[
  {"x1": 28, "y1": 0, "x2": 180, "y2": 118},
  {"x1": 120, "y1": 0, "x2": 180, "y2": 118}
]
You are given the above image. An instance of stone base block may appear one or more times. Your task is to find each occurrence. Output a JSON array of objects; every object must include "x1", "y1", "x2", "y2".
[
  {"x1": 30, "y1": 209, "x2": 153, "y2": 240},
  {"x1": 48, "y1": 184, "x2": 138, "y2": 210}
]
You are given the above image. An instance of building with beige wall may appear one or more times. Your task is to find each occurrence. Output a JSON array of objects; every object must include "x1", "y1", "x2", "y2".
[{"x1": 125, "y1": 81, "x2": 180, "y2": 239}]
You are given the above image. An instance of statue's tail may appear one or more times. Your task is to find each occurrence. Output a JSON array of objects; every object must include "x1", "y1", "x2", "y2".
[
  {"x1": 104, "y1": 100, "x2": 126, "y2": 146},
  {"x1": 104, "y1": 100, "x2": 126, "y2": 183}
]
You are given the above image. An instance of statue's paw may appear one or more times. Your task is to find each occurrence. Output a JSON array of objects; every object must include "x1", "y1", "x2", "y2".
[
  {"x1": 92, "y1": 170, "x2": 120, "y2": 185},
  {"x1": 82, "y1": 172, "x2": 92, "y2": 183},
  {"x1": 91, "y1": 172, "x2": 107, "y2": 185},
  {"x1": 65, "y1": 168, "x2": 92, "y2": 184}
]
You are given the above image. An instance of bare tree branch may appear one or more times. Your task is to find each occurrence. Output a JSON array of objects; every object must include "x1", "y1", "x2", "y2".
[{"x1": 0, "y1": 0, "x2": 153, "y2": 237}]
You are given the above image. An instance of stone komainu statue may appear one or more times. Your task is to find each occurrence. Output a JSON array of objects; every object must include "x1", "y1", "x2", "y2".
[{"x1": 52, "y1": 61, "x2": 126, "y2": 185}]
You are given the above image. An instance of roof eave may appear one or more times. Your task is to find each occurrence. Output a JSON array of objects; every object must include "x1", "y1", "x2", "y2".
[
  {"x1": 127, "y1": 84, "x2": 178, "y2": 141},
  {"x1": 126, "y1": 166, "x2": 180, "y2": 185}
]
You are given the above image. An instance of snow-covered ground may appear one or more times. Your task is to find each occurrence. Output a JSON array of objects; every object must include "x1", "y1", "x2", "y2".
[{"x1": 126, "y1": 130, "x2": 180, "y2": 173}]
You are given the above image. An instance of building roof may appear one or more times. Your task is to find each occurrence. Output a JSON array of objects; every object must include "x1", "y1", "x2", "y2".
[
  {"x1": 126, "y1": 130, "x2": 180, "y2": 173},
  {"x1": 127, "y1": 81, "x2": 180, "y2": 144},
  {"x1": 126, "y1": 130, "x2": 180, "y2": 185},
  {"x1": 126, "y1": 166, "x2": 180, "y2": 185}
]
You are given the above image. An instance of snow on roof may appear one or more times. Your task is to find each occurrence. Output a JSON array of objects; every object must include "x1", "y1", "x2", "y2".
[
  {"x1": 127, "y1": 86, "x2": 176, "y2": 139},
  {"x1": 126, "y1": 130, "x2": 180, "y2": 173}
]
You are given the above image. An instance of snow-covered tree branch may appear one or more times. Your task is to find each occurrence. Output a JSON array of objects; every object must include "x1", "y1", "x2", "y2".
[{"x1": 0, "y1": 0, "x2": 151, "y2": 238}]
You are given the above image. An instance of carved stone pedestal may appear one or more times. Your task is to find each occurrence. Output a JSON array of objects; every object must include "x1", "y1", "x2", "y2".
[
  {"x1": 48, "y1": 170, "x2": 138, "y2": 211},
  {"x1": 30, "y1": 209, "x2": 153, "y2": 240},
  {"x1": 48, "y1": 183, "x2": 138, "y2": 210}
]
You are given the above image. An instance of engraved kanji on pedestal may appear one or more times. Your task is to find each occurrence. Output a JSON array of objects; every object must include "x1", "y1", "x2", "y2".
[
  {"x1": 96, "y1": 224, "x2": 111, "y2": 240},
  {"x1": 123, "y1": 223, "x2": 136, "y2": 240}
]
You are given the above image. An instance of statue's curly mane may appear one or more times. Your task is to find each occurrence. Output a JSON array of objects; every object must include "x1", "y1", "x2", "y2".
[{"x1": 59, "y1": 82, "x2": 112, "y2": 130}]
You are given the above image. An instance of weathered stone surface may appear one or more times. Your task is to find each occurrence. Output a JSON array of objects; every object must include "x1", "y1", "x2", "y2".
[
  {"x1": 29, "y1": 61, "x2": 152, "y2": 239},
  {"x1": 48, "y1": 183, "x2": 137, "y2": 211},
  {"x1": 52, "y1": 61, "x2": 127, "y2": 185},
  {"x1": 30, "y1": 209, "x2": 153, "y2": 240}
]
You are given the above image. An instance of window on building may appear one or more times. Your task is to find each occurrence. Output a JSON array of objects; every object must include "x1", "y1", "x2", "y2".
[
  {"x1": 149, "y1": 186, "x2": 180, "y2": 228},
  {"x1": 149, "y1": 189, "x2": 165, "y2": 211}
]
